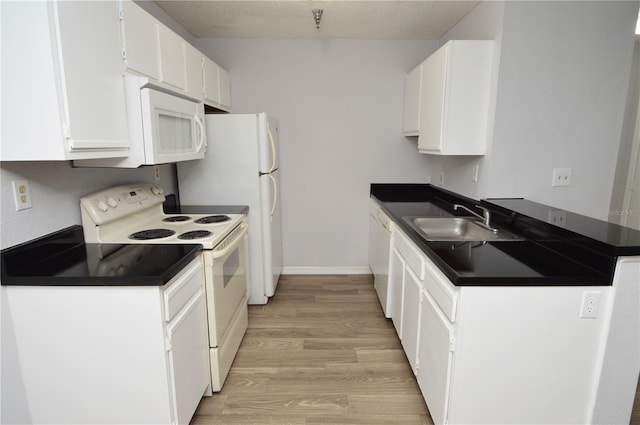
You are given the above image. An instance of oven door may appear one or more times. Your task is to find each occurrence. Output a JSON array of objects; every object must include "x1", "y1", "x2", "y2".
[
  {"x1": 140, "y1": 88, "x2": 206, "y2": 164},
  {"x1": 204, "y1": 223, "x2": 249, "y2": 347}
]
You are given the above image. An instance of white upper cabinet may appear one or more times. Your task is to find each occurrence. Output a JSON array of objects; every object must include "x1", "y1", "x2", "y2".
[
  {"x1": 119, "y1": 0, "x2": 205, "y2": 103},
  {"x1": 203, "y1": 57, "x2": 221, "y2": 106},
  {"x1": 157, "y1": 24, "x2": 186, "y2": 90},
  {"x1": 404, "y1": 40, "x2": 493, "y2": 156},
  {"x1": 1, "y1": 1, "x2": 130, "y2": 161},
  {"x1": 119, "y1": 0, "x2": 159, "y2": 80},
  {"x1": 218, "y1": 68, "x2": 232, "y2": 110},
  {"x1": 203, "y1": 56, "x2": 232, "y2": 111},
  {"x1": 184, "y1": 43, "x2": 204, "y2": 101},
  {"x1": 403, "y1": 64, "x2": 423, "y2": 135}
]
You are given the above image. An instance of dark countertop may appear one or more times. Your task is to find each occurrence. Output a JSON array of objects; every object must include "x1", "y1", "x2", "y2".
[
  {"x1": 371, "y1": 184, "x2": 640, "y2": 286},
  {"x1": 1, "y1": 226, "x2": 202, "y2": 286},
  {"x1": 484, "y1": 198, "x2": 640, "y2": 256}
]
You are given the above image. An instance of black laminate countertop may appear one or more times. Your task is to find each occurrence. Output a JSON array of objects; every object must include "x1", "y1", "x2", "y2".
[
  {"x1": 371, "y1": 184, "x2": 640, "y2": 286},
  {"x1": 1, "y1": 226, "x2": 202, "y2": 286}
]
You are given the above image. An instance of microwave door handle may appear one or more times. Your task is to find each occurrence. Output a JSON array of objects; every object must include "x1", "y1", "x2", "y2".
[{"x1": 194, "y1": 115, "x2": 205, "y2": 152}]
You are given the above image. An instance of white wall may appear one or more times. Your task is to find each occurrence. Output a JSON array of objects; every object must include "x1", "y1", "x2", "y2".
[
  {"x1": 195, "y1": 38, "x2": 435, "y2": 272},
  {"x1": 436, "y1": 1, "x2": 639, "y2": 221}
]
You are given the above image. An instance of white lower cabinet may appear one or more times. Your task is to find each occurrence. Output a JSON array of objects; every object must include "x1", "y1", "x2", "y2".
[
  {"x1": 3, "y1": 257, "x2": 209, "y2": 425},
  {"x1": 416, "y1": 289, "x2": 455, "y2": 425},
  {"x1": 389, "y1": 227, "x2": 612, "y2": 424},
  {"x1": 388, "y1": 245, "x2": 406, "y2": 336},
  {"x1": 400, "y1": 266, "x2": 422, "y2": 374}
]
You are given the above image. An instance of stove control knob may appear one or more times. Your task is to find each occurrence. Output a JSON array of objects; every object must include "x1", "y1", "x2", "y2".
[
  {"x1": 97, "y1": 200, "x2": 108, "y2": 212},
  {"x1": 151, "y1": 186, "x2": 163, "y2": 196},
  {"x1": 107, "y1": 197, "x2": 118, "y2": 208}
]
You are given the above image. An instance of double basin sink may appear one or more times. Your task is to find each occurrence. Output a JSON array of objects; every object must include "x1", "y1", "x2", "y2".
[{"x1": 403, "y1": 217, "x2": 523, "y2": 242}]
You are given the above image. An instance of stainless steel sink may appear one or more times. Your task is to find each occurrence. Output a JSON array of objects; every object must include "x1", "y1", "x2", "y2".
[{"x1": 403, "y1": 217, "x2": 524, "y2": 242}]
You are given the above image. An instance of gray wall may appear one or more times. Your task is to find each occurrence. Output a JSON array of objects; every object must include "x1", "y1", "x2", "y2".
[
  {"x1": 195, "y1": 38, "x2": 435, "y2": 272},
  {"x1": 434, "y1": 1, "x2": 639, "y2": 221},
  {"x1": 611, "y1": 38, "x2": 640, "y2": 224}
]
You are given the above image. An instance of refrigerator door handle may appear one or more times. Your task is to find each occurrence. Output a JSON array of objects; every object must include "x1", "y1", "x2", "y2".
[
  {"x1": 267, "y1": 173, "x2": 277, "y2": 222},
  {"x1": 267, "y1": 129, "x2": 277, "y2": 173}
]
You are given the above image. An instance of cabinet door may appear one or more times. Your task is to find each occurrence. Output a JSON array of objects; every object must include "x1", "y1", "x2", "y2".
[
  {"x1": 218, "y1": 67, "x2": 232, "y2": 109},
  {"x1": 56, "y1": 1, "x2": 130, "y2": 152},
  {"x1": 203, "y1": 56, "x2": 220, "y2": 105},
  {"x1": 418, "y1": 44, "x2": 449, "y2": 152},
  {"x1": 157, "y1": 24, "x2": 186, "y2": 90},
  {"x1": 400, "y1": 266, "x2": 422, "y2": 374},
  {"x1": 120, "y1": 0, "x2": 159, "y2": 80},
  {"x1": 416, "y1": 289, "x2": 454, "y2": 425},
  {"x1": 184, "y1": 43, "x2": 203, "y2": 101},
  {"x1": 166, "y1": 290, "x2": 209, "y2": 425},
  {"x1": 403, "y1": 64, "x2": 422, "y2": 135},
  {"x1": 1, "y1": 1, "x2": 129, "y2": 160},
  {"x1": 388, "y1": 247, "x2": 405, "y2": 336}
]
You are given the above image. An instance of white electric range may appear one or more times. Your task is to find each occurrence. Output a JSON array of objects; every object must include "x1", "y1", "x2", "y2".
[{"x1": 80, "y1": 183, "x2": 249, "y2": 393}]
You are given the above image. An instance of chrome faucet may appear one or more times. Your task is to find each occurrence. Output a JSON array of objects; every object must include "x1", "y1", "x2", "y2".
[{"x1": 453, "y1": 204, "x2": 498, "y2": 232}]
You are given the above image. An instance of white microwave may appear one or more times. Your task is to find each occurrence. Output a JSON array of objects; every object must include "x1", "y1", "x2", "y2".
[
  {"x1": 73, "y1": 78, "x2": 206, "y2": 168},
  {"x1": 139, "y1": 88, "x2": 206, "y2": 164}
]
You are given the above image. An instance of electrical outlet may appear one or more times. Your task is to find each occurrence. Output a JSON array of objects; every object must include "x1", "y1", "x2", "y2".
[
  {"x1": 12, "y1": 179, "x2": 33, "y2": 211},
  {"x1": 579, "y1": 291, "x2": 601, "y2": 318},
  {"x1": 439, "y1": 173, "x2": 444, "y2": 186},
  {"x1": 552, "y1": 168, "x2": 572, "y2": 187},
  {"x1": 472, "y1": 165, "x2": 479, "y2": 183},
  {"x1": 547, "y1": 210, "x2": 567, "y2": 227},
  {"x1": 154, "y1": 166, "x2": 160, "y2": 181}
]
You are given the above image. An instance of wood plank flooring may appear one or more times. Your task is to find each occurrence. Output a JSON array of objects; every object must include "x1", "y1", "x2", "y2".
[
  {"x1": 190, "y1": 274, "x2": 433, "y2": 425},
  {"x1": 191, "y1": 274, "x2": 640, "y2": 425}
]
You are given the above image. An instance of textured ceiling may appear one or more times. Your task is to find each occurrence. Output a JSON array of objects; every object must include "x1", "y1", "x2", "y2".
[{"x1": 154, "y1": 1, "x2": 479, "y2": 40}]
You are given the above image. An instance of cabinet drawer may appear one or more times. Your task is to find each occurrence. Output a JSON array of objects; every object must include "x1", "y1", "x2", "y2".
[
  {"x1": 163, "y1": 257, "x2": 204, "y2": 321},
  {"x1": 393, "y1": 230, "x2": 424, "y2": 280},
  {"x1": 423, "y1": 259, "x2": 458, "y2": 322}
]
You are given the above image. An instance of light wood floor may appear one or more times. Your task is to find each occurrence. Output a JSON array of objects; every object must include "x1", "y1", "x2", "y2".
[
  {"x1": 191, "y1": 274, "x2": 640, "y2": 425},
  {"x1": 190, "y1": 274, "x2": 433, "y2": 425}
]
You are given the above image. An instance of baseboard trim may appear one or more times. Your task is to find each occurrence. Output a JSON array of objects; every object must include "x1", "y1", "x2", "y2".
[{"x1": 281, "y1": 266, "x2": 372, "y2": 275}]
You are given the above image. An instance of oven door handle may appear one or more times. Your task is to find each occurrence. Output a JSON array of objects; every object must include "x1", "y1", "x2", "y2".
[{"x1": 209, "y1": 223, "x2": 248, "y2": 260}]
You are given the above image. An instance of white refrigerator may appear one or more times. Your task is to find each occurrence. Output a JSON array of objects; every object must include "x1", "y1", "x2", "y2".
[{"x1": 177, "y1": 113, "x2": 282, "y2": 305}]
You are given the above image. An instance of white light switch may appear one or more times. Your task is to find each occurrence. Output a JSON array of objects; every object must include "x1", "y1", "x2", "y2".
[{"x1": 552, "y1": 168, "x2": 572, "y2": 187}]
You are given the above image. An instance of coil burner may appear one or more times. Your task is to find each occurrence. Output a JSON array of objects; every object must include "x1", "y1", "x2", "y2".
[
  {"x1": 194, "y1": 215, "x2": 231, "y2": 224},
  {"x1": 162, "y1": 216, "x2": 191, "y2": 223},
  {"x1": 129, "y1": 229, "x2": 176, "y2": 240},
  {"x1": 178, "y1": 230, "x2": 214, "y2": 240}
]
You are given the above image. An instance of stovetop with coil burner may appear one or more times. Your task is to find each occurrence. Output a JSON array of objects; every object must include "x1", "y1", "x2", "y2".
[{"x1": 80, "y1": 184, "x2": 246, "y2": 250}]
